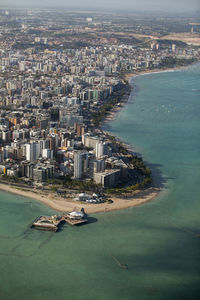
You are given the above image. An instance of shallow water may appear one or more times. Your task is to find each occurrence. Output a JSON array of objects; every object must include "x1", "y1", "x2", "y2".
[{"x1": 0, "y1": 64, "x2": 200, "y2": 300}]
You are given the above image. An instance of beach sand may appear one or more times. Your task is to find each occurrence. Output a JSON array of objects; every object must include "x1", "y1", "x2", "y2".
[
  {"x1": 123, "y1": 66, "x2": 189, "y2": 82},
  {"x1": 0, "y1": 182, "x2": 160, "y2": 214}
]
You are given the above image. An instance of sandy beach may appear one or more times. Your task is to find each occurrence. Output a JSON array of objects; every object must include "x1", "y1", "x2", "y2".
[
  {"x1": 123, "y1": 66, "x2": 188, "y2": 82},
  {"x1": 124, "y1": 64, "x2": 196, "y2": 82},
  {"x1": 0, "y1": 182, "x2": 160, "y2": 214}
]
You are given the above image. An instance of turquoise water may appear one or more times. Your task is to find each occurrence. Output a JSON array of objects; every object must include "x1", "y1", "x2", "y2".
[{"x1": 1, "y1": 64, "x2": 200, "y2": 300}]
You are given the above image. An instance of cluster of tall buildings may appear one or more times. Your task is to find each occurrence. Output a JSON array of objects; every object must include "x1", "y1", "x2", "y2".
[
  {"x1": 0, "y1": 10, "x2": 199, "y2": 188},
  {"x1": 0, "y1": 47, "x2": 129, "y2": 187}
]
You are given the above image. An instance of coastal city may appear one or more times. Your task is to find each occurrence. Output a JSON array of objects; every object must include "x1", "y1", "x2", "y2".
[
  {"x1": 0, "y1": 9, "x2": 200, "y2": 210},
  {"x1": 1, "y1": 1, "x2": 200, "y2": 299}
]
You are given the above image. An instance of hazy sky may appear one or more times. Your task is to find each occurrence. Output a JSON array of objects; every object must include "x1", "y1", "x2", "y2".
[{"x1": 1, "y1": 0, "x2": 200, "y2": 14}]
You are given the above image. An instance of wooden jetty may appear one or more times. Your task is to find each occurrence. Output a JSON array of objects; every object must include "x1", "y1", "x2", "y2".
[
  {"x1": 31, "y1": 215, "x2": 62, "y2": 232},
  {"x1": 31, "y1": 209, "x2": 88, "y2": 232},
  {"x1": 62, "y1": 215, "x2": 88, "y2": 226}
]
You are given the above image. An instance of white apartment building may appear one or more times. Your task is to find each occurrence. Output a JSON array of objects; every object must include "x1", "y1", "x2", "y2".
[
  {"x1": 74, "y1": 151, "x2": 88, "y2": 179},
  {"x1": 95, "y1": 141, "x2": 108, "y2": 158},
  {"x1": 26, "y1": 142, "x2": 40, "y2": 162}
]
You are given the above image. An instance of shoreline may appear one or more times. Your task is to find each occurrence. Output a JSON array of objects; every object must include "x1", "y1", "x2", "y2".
[
  {"x1": 123, "y1": 65, "x2": 193, "y2": 82},
  {"x1": 1, "y1": 65, "x2": 188, "y2": 214},
  {"x1": 0, "y1": 182, "x2": 160, "y2": 214},
  {"x1": 101, "y1": 65, "x2": 191, "y2": 125}
]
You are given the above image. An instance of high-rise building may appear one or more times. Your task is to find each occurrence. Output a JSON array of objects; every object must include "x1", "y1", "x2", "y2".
[
  {"x1": 2, "y1": 130, "x2": 11, "y2": 143},
  {"x1": 19, "y1": 62, "x2": 25, "y2": 71},
  {"x1": 48, "y1": 134, "x2": 58, "y2": 154},
  {"x1": 74, "y1": 151, "x2": 88, "y2": 179},
  {"x1": 94, "y1": 159, "x2": 105, "y2": 173},
  {"x1": 75, "y1": 123, "x2": 85, "y2": 136},
  {"x1": 172, "y1": 44, "x2": 176, "y2": 52},
  {"x1": 42, "y1": 149, "x2": 53, "y2": 160},
  {"x1": 39, "y1": 139, "x2": 50, "y2": 152},
  {"x1": 83, "y1": 135, "x2": 100, "y2": 148},
  {"x1": 26, "y1": 142, "x2": 40, "y2": 162},
  {"x1": 95, "y1": 142, "x2": 108, "y2": 158}
]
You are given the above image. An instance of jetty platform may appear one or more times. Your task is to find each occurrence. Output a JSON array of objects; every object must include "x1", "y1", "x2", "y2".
[{"x1": 31, "y1": 210, "x2": 88, "y2": 231}]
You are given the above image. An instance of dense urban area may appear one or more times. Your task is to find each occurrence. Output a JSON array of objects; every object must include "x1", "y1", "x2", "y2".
[{"x1": 0, "y1": 9, "x2": 199, "y2": 204}]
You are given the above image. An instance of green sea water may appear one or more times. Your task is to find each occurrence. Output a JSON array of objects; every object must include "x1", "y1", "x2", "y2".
[{"x1": 0, "y1": 64, "x2": 200, "y2": 300}]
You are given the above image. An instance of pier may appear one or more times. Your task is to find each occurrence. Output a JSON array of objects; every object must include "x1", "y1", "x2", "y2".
[
  {"x1": 31, "y1": 210, "x2": 88, "y2": 231},
  {"x1": 62, "y1": 215, "x2": 88, "y2": 226}
]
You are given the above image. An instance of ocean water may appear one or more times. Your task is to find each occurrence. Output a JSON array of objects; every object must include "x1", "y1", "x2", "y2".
[{"x1": 0, "y1": 64, "x2": 200, "y2": 300}]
